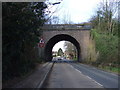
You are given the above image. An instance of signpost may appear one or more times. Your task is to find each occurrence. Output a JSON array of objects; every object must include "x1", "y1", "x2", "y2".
[{"x1": 38, "y1": 37, "x2": 45, "y2": 62}]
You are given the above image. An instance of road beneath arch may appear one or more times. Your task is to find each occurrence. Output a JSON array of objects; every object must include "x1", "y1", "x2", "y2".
[{"x1": 43, "y1": 59, "x2": 119, "y2": 88}]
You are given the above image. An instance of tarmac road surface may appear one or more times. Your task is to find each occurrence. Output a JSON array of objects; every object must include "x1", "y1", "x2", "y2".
[
  {"x1": 44, "y1": 63, "x2": 104, "y2": 88},
  {"x1": 70, "y1": 62, "x2": 119, "y2": 88}
]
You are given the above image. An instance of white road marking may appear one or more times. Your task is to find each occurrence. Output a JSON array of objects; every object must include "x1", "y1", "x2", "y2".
[
  {"x1": 69, "y1": 65, "x2": 74, "y2": 69},
  {"x1": 75, "y1": 69, "x2": 82, "y2": 73},
  {"x1": 94, "y1": 80, "x2": 103, "y2": 87},
  {"x1": 86, "y1": 76, "x2": 103, "y2": 87},
  {"x1": 86, "y1": 76, "x2": 92, "y2": 79},
  {"x1": 69, "y1": 65, "x2": 82, "y2": 73},
  {"x1": 69, "y1": 64, "x2": 103, "y2": 87}
]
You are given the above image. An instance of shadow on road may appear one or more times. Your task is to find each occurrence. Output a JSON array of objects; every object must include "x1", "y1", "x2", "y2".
[{"x1": 51, "y1": 60, "x2": 78, "y2": 63}]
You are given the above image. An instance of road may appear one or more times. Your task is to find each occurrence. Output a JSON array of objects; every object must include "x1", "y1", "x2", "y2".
[
  {"x1": 70, "y1": 62, "x2": 119, "y2": 88},
  {"x1": 43, "y1": 59, "x2": 119, "y2": 88}
]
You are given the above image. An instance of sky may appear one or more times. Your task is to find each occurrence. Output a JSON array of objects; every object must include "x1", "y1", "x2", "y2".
[
  {"x1": 48, "y1": 0, "x2": 101, "y2": 51},
  {"x1": 47, "y1": 0, "x2": 101, "y2": 24},
  {"x1": 52, "y1": 41, "x2": 66, "y2": 52}
]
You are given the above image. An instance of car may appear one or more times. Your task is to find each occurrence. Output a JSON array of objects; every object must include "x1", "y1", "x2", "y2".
[
  {"x1": 58, "y1": 58, "x2": 62, "y2": 60},
  {"x1": 62, "y1": 57, "x2": 66, "y2": 59}
]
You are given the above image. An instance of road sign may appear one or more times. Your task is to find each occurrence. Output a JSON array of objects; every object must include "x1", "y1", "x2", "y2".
[{"x1": 38, "y1": 37, "x2": 45, "y2": 48}]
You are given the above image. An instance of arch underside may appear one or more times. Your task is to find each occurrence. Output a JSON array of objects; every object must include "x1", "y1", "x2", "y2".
[{"x1": 44, "y1": 34, "x2": 81, "y2": 62}]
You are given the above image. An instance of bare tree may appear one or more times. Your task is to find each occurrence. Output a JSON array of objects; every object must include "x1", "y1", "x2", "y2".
[
  {"x1": 64, "y1": 41, "x2": 77, "y2": 60},
  {"x1": 46, "y1": 16, "x2": 60, "y2": 24},
  {"x1": 96, "y1": 0, "x2": 118, "y2": 34},
  {"x1": 44, "y1": 0, "x2": 62, "y2": 24}
]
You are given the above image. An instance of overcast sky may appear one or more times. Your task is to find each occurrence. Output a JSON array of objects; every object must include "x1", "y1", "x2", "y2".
[
  {"x1": 50, "y1": 0, "x2": 101, "y2": 51},
  {"x1": 47, "y1": 0, "x2": 101, "y2": 24}
]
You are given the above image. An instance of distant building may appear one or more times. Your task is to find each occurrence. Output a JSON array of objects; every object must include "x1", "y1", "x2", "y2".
[
  {"x1": 64, "y1": 51, "x2": 69, "y2": 59},
  {"x1": 64, "y1": 50, "x2": 77, "y2": 60}
]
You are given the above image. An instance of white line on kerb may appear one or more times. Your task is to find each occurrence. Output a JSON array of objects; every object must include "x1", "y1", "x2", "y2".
[{"x1": 86, "y1": 76, "x2": 103, "y2": 87}]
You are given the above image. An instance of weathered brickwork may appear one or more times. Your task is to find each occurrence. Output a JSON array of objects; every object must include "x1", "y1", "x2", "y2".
[{"x1": 38, "y1": 29, "x2": 93, "y2": 62}]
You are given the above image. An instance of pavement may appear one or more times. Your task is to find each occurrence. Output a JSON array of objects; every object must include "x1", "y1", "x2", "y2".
[{"x1": 11, "y1": 62, "x2": 53, "y2": 88}]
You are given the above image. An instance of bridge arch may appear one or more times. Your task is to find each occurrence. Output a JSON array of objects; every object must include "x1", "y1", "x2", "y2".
[{"x1": 44, "y1": 34, "x2": 81, "y2": 62}]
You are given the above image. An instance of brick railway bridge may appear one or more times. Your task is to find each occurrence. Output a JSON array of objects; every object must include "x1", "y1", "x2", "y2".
[{"x1": 38, "y1": 24, "x2": 94, "y2": 62}]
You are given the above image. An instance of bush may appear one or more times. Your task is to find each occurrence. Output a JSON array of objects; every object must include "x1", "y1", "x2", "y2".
[
  {"x1": 91, "y1": 29, "x2": 118, "y2": 67},
  {"x1": 2, "y1": 2, "x2": 47, "y2": 82}
]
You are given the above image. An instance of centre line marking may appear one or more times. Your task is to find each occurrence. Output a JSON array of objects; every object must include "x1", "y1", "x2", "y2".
[
  {"x1": 69, "y1": 65, "x2": 82, "y2": 73},
  {"x1": 75, "y1": 69, "x2": 82, "y2": 73},
  {"x1": 86, "y1": 76, "x2": 103, "y2": 87}
]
